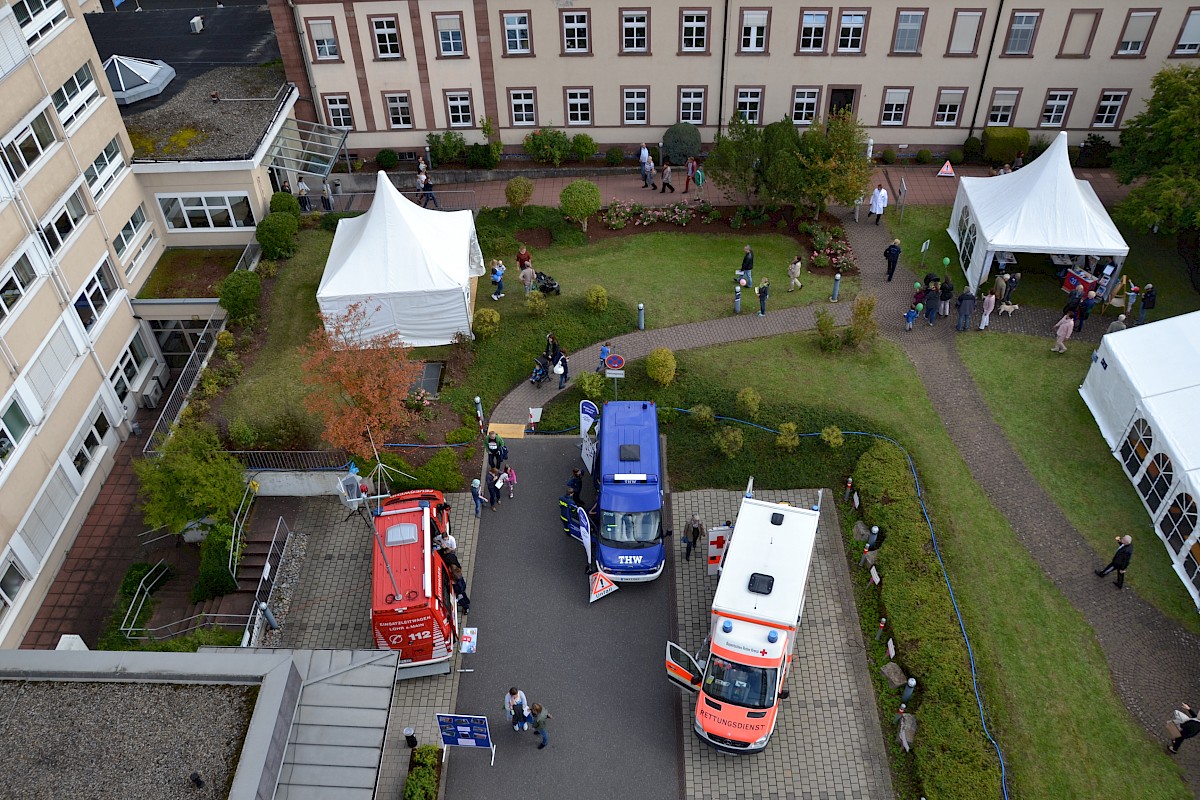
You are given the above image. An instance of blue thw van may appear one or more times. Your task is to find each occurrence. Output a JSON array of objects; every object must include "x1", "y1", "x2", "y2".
[{"x1": 589, "y1": 401, "x2": 664, "y2": 582}]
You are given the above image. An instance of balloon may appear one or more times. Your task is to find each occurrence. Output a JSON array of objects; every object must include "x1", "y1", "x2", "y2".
[
  {"x1": 916, "y1": 303, "x2": 924, "y2": 312},
  {"x1": 914, "y1": 282, "x2": 922, "y2": 290},
  {"x1": 942, "y1": 257, "x2": 951, "y2": 267},
  {"x1": 739, "y1": 279, "x2": 747, "y2": 286}
]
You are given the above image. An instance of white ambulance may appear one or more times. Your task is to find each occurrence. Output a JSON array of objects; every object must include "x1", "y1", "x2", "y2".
[{"x1": 665, "y1": 495, "x2": 820, "y2": 753}]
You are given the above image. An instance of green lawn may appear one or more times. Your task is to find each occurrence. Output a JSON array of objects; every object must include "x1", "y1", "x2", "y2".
[
  {"x1": 136, "y1": 247, "x2": 241, "y2": 299},
  {"x1": 958, "y1": 333, "x2": 1200, "y2": 635},
  {"x1": 541, "y1": 336, "x2": 1190, "y2": 800}
]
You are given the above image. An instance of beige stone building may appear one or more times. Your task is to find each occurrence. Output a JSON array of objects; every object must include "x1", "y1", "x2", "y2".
[{"x1": 268, "y1": 0, "x2": 1200, "y2": 157}]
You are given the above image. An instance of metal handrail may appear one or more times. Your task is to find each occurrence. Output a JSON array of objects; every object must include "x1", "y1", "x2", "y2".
[
  {"x1": 227, "y1": 450, "x2": 351, "y2": 471},
  {"x1": 119, "y1": 560, "x2": 170, "y2": 638},
  {"x1": 142, "y1": 313, "x2": 223, "y2": 457},
  {"x1": 228, "y1": 481, "x2": 258, "y2": 579},
  {"x1": 321, "y1": 188, "x2": 478, "y2": 214},
  {"x1": 125, "y1": 612, "x2": 250, "y2": 641},
  {"x1": 234, "y1": 241, "x2": 261, "y2": 272},
  {"x1": 241, "y1": 516, "x2": 292, "y2": 647}
]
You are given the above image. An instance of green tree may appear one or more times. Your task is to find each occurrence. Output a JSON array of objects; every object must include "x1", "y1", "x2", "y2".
[
  {"x1": 559, "y1": 179, "x2": 601, "y2": 232},
  {"x1": 1113, "y1": 65, "x2": 1200, "y2": 289},
  {"x1": 758, "y1": 119, "x2": 804, "y2": 210},
  {"x1": 795, "y1": 110, "x2": 873, "y2": 219},
  {"x1": 134, "y1": 422, "x2": 245, "y2": 534},
  {"x1": 705, "y1": 114, "x2": 764, "y2": 208}
]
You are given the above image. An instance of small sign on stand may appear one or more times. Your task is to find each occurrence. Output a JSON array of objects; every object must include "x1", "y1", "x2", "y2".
[
  {"x1": 589, "y1": 571, "x2": 618, "y2": 603},
  {"x1": 869, "y1": 565, "x2": 881, "y2": 586},
  {"x1": 437, "y1": 714, "x2": 496, "y2": 766},
  {"x1": 887, "y1": 638, "x2": 896, "y2": 659},
  {"x1": 460, "y1": 627, "x2": 477, "y2": 654}
]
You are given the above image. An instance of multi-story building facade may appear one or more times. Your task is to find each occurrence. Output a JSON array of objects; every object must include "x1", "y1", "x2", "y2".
[
  {"x1": 0, "y1": 0, "x2": 170, "y2": 645},
  {"x1": 268, "y1": 1, "x2": 1200, "y2": 157}
]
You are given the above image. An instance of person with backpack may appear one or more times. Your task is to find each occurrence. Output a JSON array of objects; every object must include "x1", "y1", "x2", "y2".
[{"x1": 486, "y1": 432, "x2": 507, "y2": 469}]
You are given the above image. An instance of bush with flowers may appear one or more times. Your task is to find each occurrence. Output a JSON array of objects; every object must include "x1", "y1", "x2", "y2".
[
  {"x1": 404, "y1": 388, "x2": 433, "y2": 411},
  {"x1": 522, "y1": 128, "x2": 571, "y2": 166},
  {"x1": 601, "y1": 200, "x2": 694, "y2": 229}
]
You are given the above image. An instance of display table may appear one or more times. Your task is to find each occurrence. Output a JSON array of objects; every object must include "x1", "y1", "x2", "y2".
[
  {"x1": 1050, "y1": 254, "x2": 1075, "y2": 267},
  {"x1": 1062, "y1": 268, "x2": 1099, "y2": 294},
  {"x1": 995, "y1": 251, "x2": 1017, "y2": 266}
]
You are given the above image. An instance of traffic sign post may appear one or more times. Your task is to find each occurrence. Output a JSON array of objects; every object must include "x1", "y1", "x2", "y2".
[{"x1": 604, "y1": 354, "x2": 625, "y2": 399}]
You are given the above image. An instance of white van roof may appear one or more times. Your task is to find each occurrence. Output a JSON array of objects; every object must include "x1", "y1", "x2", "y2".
[{"x1": 712, "y1": 498, "x2": 820, "y2": 628}]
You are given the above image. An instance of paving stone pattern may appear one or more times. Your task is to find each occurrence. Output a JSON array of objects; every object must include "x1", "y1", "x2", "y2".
[{"x1": 672, "y1": 490, "x2": 894, "y2": 800}]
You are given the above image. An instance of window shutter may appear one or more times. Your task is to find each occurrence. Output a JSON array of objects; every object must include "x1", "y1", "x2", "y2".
[
  {"x1": 885, "y1": 89, "x2": 909, "y2": 105},
  {"x1": 1123, "y1": 13, "x2": 1154, "y2": 46},
  {"x1": 436, "y1": 16, "x2": 459, "y2": 33},
  {"x1": 1062, "y1": 11, "x2": 1097, "y2": 55},
  {"x1": 309, "y1": 20, "x2": 333, "y2": 40},
  {"x1": 949, "y1": 11, "x2": 981, "y2": 53},
  {"x1": 743, "y1": 11, "x2": 767, "y2": 28}
]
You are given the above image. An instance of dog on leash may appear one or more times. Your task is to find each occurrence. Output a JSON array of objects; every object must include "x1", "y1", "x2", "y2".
[{"x1": 998, "y1": 302, "x2": 1020, "y2": 317}]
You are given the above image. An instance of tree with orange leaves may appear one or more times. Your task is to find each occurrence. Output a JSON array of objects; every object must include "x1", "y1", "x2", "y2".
[{"x1": 301, "y1": 302, "x2": 424, "y2": 456}]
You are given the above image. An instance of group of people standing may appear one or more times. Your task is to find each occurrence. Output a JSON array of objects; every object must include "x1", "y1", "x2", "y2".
[
  {"x1": 278, "y1": 176, "x2": 334, "y2": 212},
  {"x1": 638, "y1": 144, "x2": 704, "y2": 197}
]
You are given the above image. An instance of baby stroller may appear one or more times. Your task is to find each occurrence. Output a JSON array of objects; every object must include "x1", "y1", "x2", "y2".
[
  {"x1": 536, "y1": 271, "x2": 561, "y2": 295},
  {"x1": 530, "y1": 355, "x2": 550, "y2": 387}
]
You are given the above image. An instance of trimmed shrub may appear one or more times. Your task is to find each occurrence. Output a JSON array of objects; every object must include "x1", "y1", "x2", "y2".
[
  {"x1": 605, "y1": 146, "x2": 625, "y2": 166},
  {"x1": 962, "y1": 136, "x2": 983, "y2": 161},
  {"x1": 735, "y1": 387, "x2": 762, "y2": 421},
  {"x1": 663, "y1": 122, "x2": 702, "y2": 166},
  {"x1": 269, "y1": 191, "x2": 301, "y2": 220},
  {"x1": 713, "y1": 426, "x2": 744, "y2": 459},
  {"x1": 505, "y1": 177, "x2": 534, "y2": 215},
  {"x1": 570, "y1": 133, "x2": 596, "y2": 163},
  {"x1": 402, "y1": 766, "x2": 438, "y2": 800},
  {"x1": 446, "y1": 426, "x2": 477, "y2": 445},
  {"x1": 376, "y1": 148, "x2": 400, "y2": 170},
  {"x1": 427, "y1": 131, "x2": 466, "y2": 166},
  {"x1": 525, "y1": 291, "x2": 549, "y2": 318},
  {"x1": 192, "y1": 523, "x2": 238, "y2": 603},
  {"x1": 1026, "y1": 134, "x2": 1051, "y2": 160},
  {"x1": 523, "y1": 128, "x2": 571, "y2": 166},
  {"x1": 228, "y1": 417, "x2": 258, "y2": 449},
  {"x1": 575, "y1": 371, "x2": 607, "y2": 402},
  {"x1": 255, "y1": 211, "x2": 298, "y2": 259},
  {"x1": 820, "y1": 425, "x2": 844, "y2": 448},
  {"x1": 466, "y1": 143, "x2": 500, "y2": 169},
  {"x1": 320, "y1": 211, "x2": 364, "y2": 232},
  {"x1": 1067, "y1": 145, "x2": 1081, "y2": 166},
  {"x1": 585, "y1": 284, "x2": 608, "y2": 313},
  {"x1": 472, "y1": 308, "x2": 500, "y2": 339},
  {"x1": 981, "y1": 126, "x2": 1029, "y2": 165},
  {"x1": 645, "y1": 347, "x2": 676, "y2": 386},
  {"x1": 690, "y1": 404, "x2": 715, "y2": 429},
  {"x1": 915, "y1": 149, "x2": 933, "y2": 164},
  {"x1": 559, "y1": 180, "x2": 601, "y2": 232},
  {"x1": 776, "y1": 422, "x2": 800, "y2": 453},
  {"x1": 880, "y1": 149, "x2": 897, "y2": 165},
  {"x1": 947, "y1": 149, "x2": 964, "y2": 165},
  {"x1": 815, "y1": 308, "x2": 842, "y2": 352},
  {"x1": 412, "y1": 745, "x2": 441, "y2": 770},
  {"x1": 844, "y1": 294, "x2": 879, "y2": 350},
  {"x1": 219, "y1": 270, "x2": 262, "y2": 324}
]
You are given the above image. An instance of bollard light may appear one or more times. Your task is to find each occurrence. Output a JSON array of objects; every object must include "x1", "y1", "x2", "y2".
[
  {"x1": 638, "y1": 303, "x2": 645, "y2": 330},
  {"x1": 474, "y1": 396, "x2": 484, "y2": 434},
  {"x1": 404, "y1": 726, "x2": 418, "y2": 748},
  {"x1": 260, "y1": 601, "x2": 279, "y2": 630},
  {"x1": 894, "y1": 702, "x2": 907, "y2": 723},
  {"x1": 875, "y1": 617, "x2": 886, "y2": 641},
  {"x1": 831, "y1": 272, "x2": 843, "y2": 303},
  {"x1": 843, "y1": 476, "x2": 853, "y2": 502},
  {"x1": 867, "y1": 526, "x2": 879, "y2": 550},
  {"x1": 902, "y1": 677, "x2": 917, "y2": 702},
  {"x1": 733, "y1": 282, "x2": 742, "y2": 315}
]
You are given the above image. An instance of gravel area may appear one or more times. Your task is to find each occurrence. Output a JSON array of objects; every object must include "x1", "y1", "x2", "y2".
[
  {"x1": 258, "y1": 521, "x2": 309, "y2": 649},
  {"x1": 0, "y1": 681, "x2": 255, "y2": 799},
  {"x1": 123, "y1": 65, "x2": 287, "y2": 161}
]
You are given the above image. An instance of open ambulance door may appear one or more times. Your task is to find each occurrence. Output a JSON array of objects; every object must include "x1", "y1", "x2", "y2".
[{"x1": 665, "y1": 641, "x2": 702, "y2": 693}]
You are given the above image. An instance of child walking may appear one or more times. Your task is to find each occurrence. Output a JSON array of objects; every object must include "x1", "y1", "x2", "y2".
[
  {"x1": 503, "y1": 464, "x2": 516, "y2": 499},
  {"x1": 904, "y1": 303, "x2": 920, "y2": 331},
  {"x1": 470, "y1": 478, "x2": 482, "y2": 517},
  {"x1": 598, "y1": 342, "x2": 611, "y2": 372}
]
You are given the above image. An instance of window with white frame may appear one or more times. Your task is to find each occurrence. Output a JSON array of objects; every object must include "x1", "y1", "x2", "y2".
[
  {"x1": 791, "y1": 88, "x2": 819, "y2": 124},
  {"x1": 799, "y1": 11, "x2": 827, "y2": 51},
  {"x1": 0, "y1": 14, "x2": 27, "y2": 81},
  {"x1": 838, "y1": 11, "x2": 866, "y2": 52},
  {"x1": 1117, "y1": 11, "x2": 1155, "y2": 55},
  {"x1": 562, "y1": 12, "x2": 589, "y2": 52},
  {"x1": 935, "y1": 89, "x2": 964, "y2": 126},
  {"x1": 881, "y1": 89, "x2": 909, "y2": 125},
  {"x1": 1139, "y1": 452, "x2": 1174, "y2": 512},
  {"x1": 26, "y1": 323, "x2": 76, "y2": 407},
  {"x1": 1005, "y1": 12, "x2": 1038, "y2": 55},
  {"x1": 372, "y1": 17, "x2": 401, "y2": 58},
  {"x1": 325, "y1": 95, "x2": 353, "y2": 129},
  {"x1": 682, "y1": 11, "x2": 707, "y2": 51},
  {"x1": 0, "y1": 253, "x2": 37, "y2": 324},
  {"x1": 740, "y1": 10, "x2": 767, "y2": 52},
  {"x1": 309, "y1": 20, "x2": 339, "y2": 59},
  {"x1": 39, "y1": 190, "x2": 86, "y2": 255},
  {"x1": 510, "y1": 90, "x2": 536, "y2": 125},
  {"x1": 436, "y1": 15, "x2": 464, "y2": 56},
  {"x1": 893, "y1": 10, "x2": 924, "y2": 53},
  {"x1": 736, "y1": 88, "x2": 762, "y2": 124},
  {"x1": 989, "y1": 90, "x2": 1018, "y2": 125},
  {"x1": 113, "y1": 204, "x2": 147, "y2": 259},
  {"x1": 680, "y1": 88, "x2": 704, "y2": 124},
  {"x1": 83, "y1": 137, "x2": 124, "y2": 201},
  {"x1": 1160, "y1": 493, "x2": 1198, "y2": 554},
  {"x1": 504, "y1": 12, "x2": 530, "y2": 54},
  {"x1": 73, "y1": 258, "x2": 118, "y2": 332},
  {"x1": 566, "y1": 89, "x2": 591, "y2": 125},
  {"x1": 623, "y1": 88, "x2": 648, "y2": 124},
  {"x1": 109, "y1": 332, "x2": 150, "y2": 403},
  {"x1": 157, "y1": 194, "x2": 255, "y2": 231},
  {"x1": 385, "y1": 93, "x2": 413, "y2": 128},
  {"x1": 1041, "y1": 91, "x2": 1072, "y2": 127},
  {"x1": 0, "y1": 554, "x2": 28, "y2": 623},
  {"x1": 623, "y1": 11, "x2": 648, "y2": 52},
  {"x1": 1176, "y1": 10, "x2": 1200, "y2": 55},
  {"x1": 51, "y1": 62, "x2": 99, "y2": 129},
  {"x1": 0, "y1": 395, "x2": 31, "y2": 468},
  {"x1": 12, "y1": 0, "x2": 66, "y2": 47},
  {"x1": 70, "y1": 405, "x2": 111, "y2": 477},
  {"x1": 1093, "y1": 91, "x2": 1127, "y2": 127},
  {"x1": 947, "y1": 9, "x2": 982, "y2": 54},
  {"x1": 3, "y1": 109, "x2": 56, "y2": 182},
  {"x1": 447, "y1": 92, "x2": 472, "y2": 127}
]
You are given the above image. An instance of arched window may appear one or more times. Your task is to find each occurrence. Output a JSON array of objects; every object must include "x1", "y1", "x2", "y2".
[
  {"x1": 1138, "y1": 453, "x2": 1174, "y2": 512},
  {"x1": 1160, "y1": 493, "x2": 1198, "y2": 554},
  {"x1": 1120, "y1": 418, "x2": 1153, "y2": 477},
  {"x1": 957, "y1": 205, "x2": 970, "y2": 243},
  {"x1": 1186, "y1": 545, "x2": 1200, "y2": 594},
  {"x1": 961, "y1": 224, "x2": 977, "y2": 272}
]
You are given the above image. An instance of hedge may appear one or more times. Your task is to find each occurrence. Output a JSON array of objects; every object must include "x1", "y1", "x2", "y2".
[
  {"x1": 981, "y1": 126, "x2": 1029, "y2": 165},
  {"x1": 852, "y1": 441, "x2": 1001, "y2": 800}
]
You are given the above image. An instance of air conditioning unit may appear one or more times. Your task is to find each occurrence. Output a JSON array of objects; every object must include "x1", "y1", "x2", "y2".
[
  {"x1": 139, "y1": 380, "x2": 163, "y2": 409},
  {"x1": 132, "y1": 361, "x2": 169, "y2": 410},
  {"x1": 190, "y1": 15, "x2": 204, "y2": 34}
]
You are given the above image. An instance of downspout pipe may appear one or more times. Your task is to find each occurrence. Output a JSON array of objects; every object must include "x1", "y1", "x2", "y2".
[
  {"x1": 967, "y1": 0, "x2": 1005, "y2": 138},
  {"x1": 288, "y1": 0, "x2": 320, "y2": 118},
  {"x1": 716, "y1": 0, "x2": 730, "y2": 136}
]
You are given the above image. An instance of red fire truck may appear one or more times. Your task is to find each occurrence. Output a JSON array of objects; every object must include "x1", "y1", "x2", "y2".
[{"x1": 370, "y1": 490, "x2": 458, "y2": 665}]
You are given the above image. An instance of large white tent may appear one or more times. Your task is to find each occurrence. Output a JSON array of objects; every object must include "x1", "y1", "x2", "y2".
[
  {"x1": 317, "y1": 171, "x2": 485, "y2": 347},
  {"x1": 1079, "y1": 310, "x2": 1200, "y2": 606},
  {"x1": 947, "y1": 132, "x2": 1129, "y2": 292}
]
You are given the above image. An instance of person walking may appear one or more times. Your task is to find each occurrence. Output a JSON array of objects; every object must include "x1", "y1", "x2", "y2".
[
  {"x1": 1095, "y1": 534, "x2": 1133, "y2": 589},
  {"x1": 486, "y1": 466, "x2": 505, "y2": 512},
  {"x1": 639, "y1": 143, "x2": 650, "y2": 187},
  {"x1": 417, "y1": 156, "x2": 428, "y2": 176},
  {"x1": 321, "y1": 179, "x2": 333, "y2": 211},
  {"x1": 528, "y1": 703, "x2": 552, "y2": 749},
  {"x1": 925, "y1": 284, "x2": 940, "y2": 326},
  {"x1": 598, "y1": 341, "x2": 611, "y2": 372},
  {"x1": 1139, "y1": 283, "x2": 1157, "y2": 324},
  {"x1": 756, "y1": 278, "x2": 770, "y2": 317},
  {"x1": 545, "y1": 333, "x2": 561, "y2": 365},
  {"x1": 470, "y1": 478, "x2": 483, "y2": 517},
  {"x1": 558, "y1": 488, "x2": 577, "y2": 535},
  {"x1": 1051, "y1": 312, "x2": 1075, "y2": 353},
  {"x1": 516, "y1": 244, "x2": 532, "y2": 272},
  {"x1": 993, "y1": 272, "x2": 1009, "y2": 302},
  {"x1": 682, "y1": 514, "x2": 706, "y2": 561},
  {"x1": 693, "y1": 162, "x2": 706, "y2": 202},
  {"x1": 884, "y1": 240, "x2": 901, "y2": 282},
  {"x1": 555, "y1": 350, "x2": 570, "y2": 389},
  {"x1": 296, "y1": 177, "x2": 311, "y2": 212},
  {"x1": 566, "y1": 468, "x2": 584, "y2": 499},
  {"x1": 486, "y1": 431, "x2": 506, "y2": 469},
  {"x1": 503, "y1": 464, "x2": 517, "y2": 499},
  {"x1": 420, "y1": 172, "x2": 440, "y2": 209},
  {"x1": 683, "y1": 156, "x2": 696, "y2": 193},
  {"x1": 938, "y1": 277, "x2": 954, "y2": 318},
  {"x1": 1106, "y1": 314, "x2": 1127, "y2": 335},
  {"x1": 520, "y1": 262, "x2": 535, "y2": 296},
  {"x1": 1076, "y1": 291, "x2": 1098, "y2": 332},
  {"x1": 1004, "y1": 272, "x2": 1021, "y2": 303},
  {"x1": 660, "y1": 161, "x2": 675, "y2": 193},
  {"x1": 451, "y1": 564, "x2": 470, "y2": 615},
  {"x1": 741, "y1": 245, "x2": 754, "y2": 285},
  {"x1": 490, "y1": 259, "x2": 506, "y2": 301},
  {"x1": 904, "y1": 303, "x2": 920, "y2": 331},
  {"x1": 869, "y1": 183, "x2": 888, "y2": 225},
  {"x1": 504, "y1": 688, "x2": 532, "y2": 731},
  {"x1": 1169, "y1": 703, "x2": 1200, "y2": 754},
  {"x1": 955, "y1": 287, "x2": 976, "y2": 331},
  {"x1": 281, "y1": 178, "x2": 292, "y2": 195},
  {"x1": 644, "y1": 156, "x2": 657, "y2": 190},
  {"x1": 787, "y1": 255, "x2": 804, "y2": 292},
  {"x1": 979, "y1": 289, "x2": 997, "y2": 330}
]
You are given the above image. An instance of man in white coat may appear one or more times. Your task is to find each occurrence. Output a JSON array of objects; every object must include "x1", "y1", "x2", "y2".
[{"x1": 869, "y1": 183, "x2": 888, "y2": 226}]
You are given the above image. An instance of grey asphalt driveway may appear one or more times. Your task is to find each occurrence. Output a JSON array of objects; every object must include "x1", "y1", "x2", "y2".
[{"x1": 446, "y1": 435, "x2": 680, "y2": 799}]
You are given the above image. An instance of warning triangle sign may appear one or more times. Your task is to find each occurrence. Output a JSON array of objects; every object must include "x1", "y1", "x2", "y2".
[
  {"x1": 937, "y1": 161, "x2": 956, "y2": 177},
  {"x1": 589, "y1": 571, "x2": 619, "y2": 603}
]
